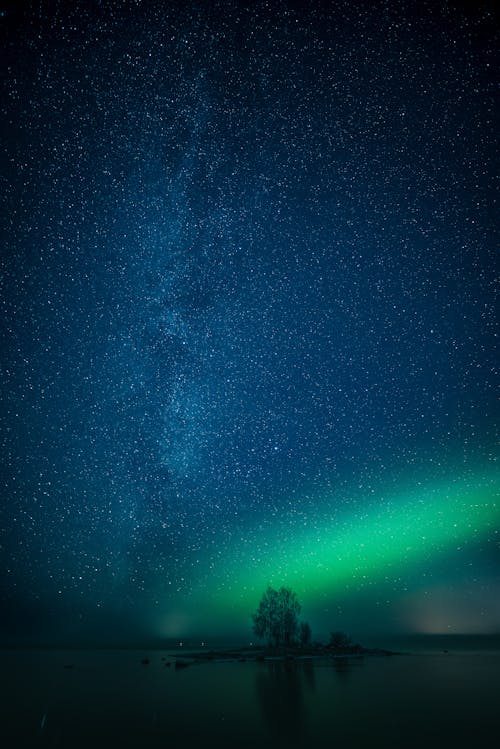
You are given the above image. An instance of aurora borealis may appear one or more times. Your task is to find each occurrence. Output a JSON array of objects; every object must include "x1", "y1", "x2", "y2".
[
  {"x1": 184, "y1": 472, "x2": 499, "y2": 637},
  {"x1": 1, "y1": 1, "x2": 498, "y2": 646}
]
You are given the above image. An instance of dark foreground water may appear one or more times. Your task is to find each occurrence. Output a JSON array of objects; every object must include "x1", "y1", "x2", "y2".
[{"x1": 1, "y1": 646, "x2": 498, "y2": 748}]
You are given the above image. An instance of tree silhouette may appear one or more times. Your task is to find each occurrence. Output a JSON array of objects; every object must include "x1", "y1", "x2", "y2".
[
  {"x1": 299, "y1": 621, "x2": 312, "y2": 647},
  {"x1": 329, "y1": 631, "x2": 354, "y2": 651},
  {"x1": 252, "y1": 586, "x2": 301, "y2": 648}
]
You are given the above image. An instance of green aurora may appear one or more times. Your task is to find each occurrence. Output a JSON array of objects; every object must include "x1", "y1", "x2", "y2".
[{"x1": 177, "y1": 470, "x2": 499, "y2": 634}]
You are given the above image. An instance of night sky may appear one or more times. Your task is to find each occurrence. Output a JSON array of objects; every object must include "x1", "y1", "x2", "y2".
[{"x1": 1, "y1": 0, "x2": 498, "y2": 646}]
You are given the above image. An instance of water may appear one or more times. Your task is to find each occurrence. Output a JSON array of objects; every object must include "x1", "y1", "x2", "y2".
[{"x1": 1, "y1": 646, "x2": 498, "y2": 748}]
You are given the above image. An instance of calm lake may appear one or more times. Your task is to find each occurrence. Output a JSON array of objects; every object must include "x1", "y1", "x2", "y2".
[{"x1": 1, "y1": 643, "x2": 498, "y2": 748}]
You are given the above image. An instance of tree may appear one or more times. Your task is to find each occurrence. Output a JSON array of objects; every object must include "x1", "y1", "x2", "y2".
[
  {"x1": 299, "y1": 621, "x2": 312, "y2": 647},
  {"x1": 329, "y1": 631, "x2": 354, "y2": 651},
  {"x1": 252, "y1": 586, "x2": 301, "y2": 648}
]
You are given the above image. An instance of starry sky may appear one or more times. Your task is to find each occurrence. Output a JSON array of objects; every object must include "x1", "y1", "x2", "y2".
[{"x1": 1, "y1": 0, "x2": 498, "y2": 646}]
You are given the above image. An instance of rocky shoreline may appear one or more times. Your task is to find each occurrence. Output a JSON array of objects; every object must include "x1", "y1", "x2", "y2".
[{"x1": 168, "y1": 644, "x2": 400, "y2": 669}]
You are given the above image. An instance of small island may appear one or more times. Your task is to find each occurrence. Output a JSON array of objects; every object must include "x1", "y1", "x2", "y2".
[{"x1": 171, "y1": 586, "x2": 398, "y2": 668}]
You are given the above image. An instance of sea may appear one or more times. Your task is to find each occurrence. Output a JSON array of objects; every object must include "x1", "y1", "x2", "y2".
[{"x1": 1, "y1": 636, "x2": 498, "y2": 748}]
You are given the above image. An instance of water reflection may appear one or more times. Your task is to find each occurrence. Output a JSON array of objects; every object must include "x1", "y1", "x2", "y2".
[
  {"x1": 332, "y1": 656, "x2": 355, "y2": 680},
  {"x1": 255, "y1": 659, "x2": 315, "y2": 744}
]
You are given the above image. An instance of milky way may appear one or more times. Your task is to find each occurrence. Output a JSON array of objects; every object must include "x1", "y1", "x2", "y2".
[{"x1": 1, "y1": 1, "x2": 498, "y2": 644}]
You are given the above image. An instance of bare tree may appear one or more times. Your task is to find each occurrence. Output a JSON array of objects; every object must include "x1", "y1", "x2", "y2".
[
  {"x1": 252, "y1": 586, "x2": 301, "y2": 648},
  {"x1": 329, "y1": 631, "x2": 354, "y2": 651}
]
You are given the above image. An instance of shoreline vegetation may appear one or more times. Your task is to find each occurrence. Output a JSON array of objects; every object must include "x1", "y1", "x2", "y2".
[
  {"x1": 150, "y1": 585, "x2": 395, "y2": 670},
  {"x1": 162, "y1": 586, "x2": 403, "y2": 668},
  {"x1": 166, "y1": 584, "x2": 405, "y2": 669}
]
